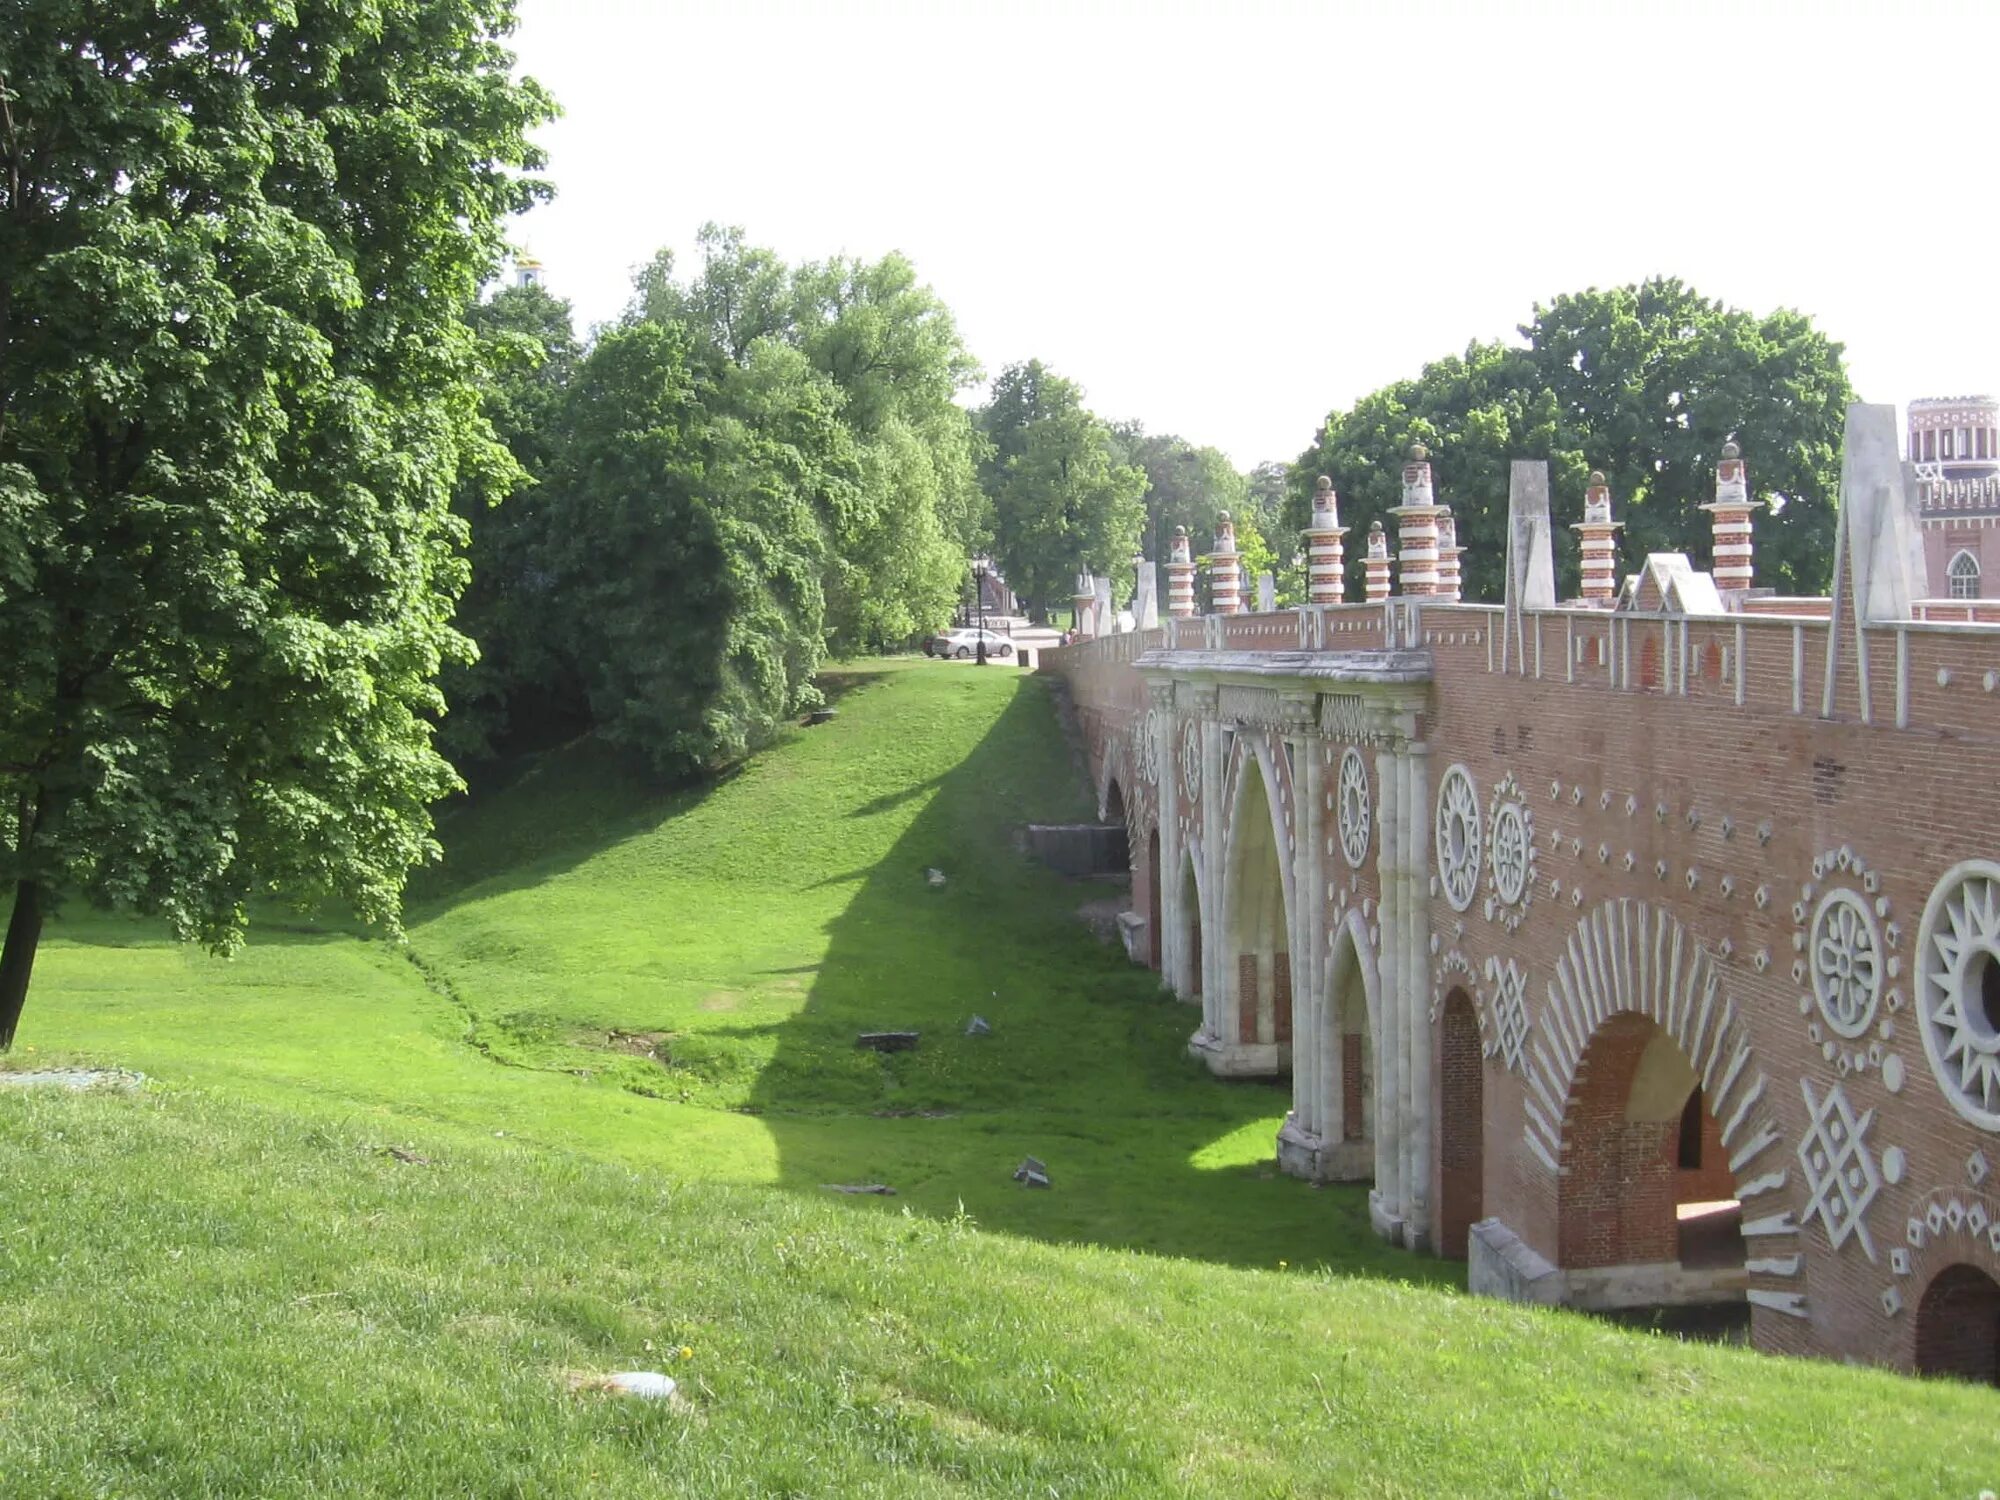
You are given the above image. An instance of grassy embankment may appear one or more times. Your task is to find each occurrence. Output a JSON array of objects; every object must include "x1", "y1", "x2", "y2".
[{"x1": 3, "y1": 659, "x2": 1995, "y2": 1495}]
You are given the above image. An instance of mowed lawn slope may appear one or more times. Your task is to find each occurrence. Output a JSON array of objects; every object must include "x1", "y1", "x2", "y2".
[{"x1": 4, "y1": 660, "x2": 1996, "y2": 1495}]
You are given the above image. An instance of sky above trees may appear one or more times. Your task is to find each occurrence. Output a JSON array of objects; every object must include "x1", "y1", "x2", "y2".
[{"x1": 503, "y1": 0, "x2": 1999, "y2": 468}]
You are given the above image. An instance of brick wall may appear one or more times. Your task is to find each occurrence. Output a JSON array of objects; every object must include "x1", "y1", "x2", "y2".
[
  {"x1": 1051, "y1": 601, "x2": 2000, "y2": 1372},
  {"x1": 1342, "y1": 1034, "x2": 1365, "y2": 1141},
  {"x1": 1676, "y1": 1090, "x2": 1735, "y2": 1205},
  {"x1": 1437, "y1": 991, "x2": 1485, "y2": 1261},
  {"x1": 1273, "y1": 953, "x2": 1292, "y2": 1045}
]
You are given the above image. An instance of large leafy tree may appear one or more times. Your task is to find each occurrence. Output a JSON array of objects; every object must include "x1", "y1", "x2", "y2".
[
  {"x1": 1109, "y1": 422, "x2": 1245, "y2": 573},
  {"x1": 1289, "y1": 280, "x2": 1851, "y2": 602},
  {"x1": 442, "y1": 281, "x2": 584, "y2": 765},
  {"x1": 632, "y1": 226, "x2": 984, "y2": 651},
  {"x1": 0, "y1": 2, "x2": 552, "y2": 1046},
  {"x1": 978, "y1": 362, "x2": 1147, "y2": 621},
  {"x1": 534, "y1": 324, "x2": 847, "y2": 775}
]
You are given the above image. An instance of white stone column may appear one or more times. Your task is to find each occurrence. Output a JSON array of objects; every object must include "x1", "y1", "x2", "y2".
[
  {"x1": 1147, "y1": 679, "x2": 1187, "y2": 998},
  {"x1": 1195, "y1": 684, "x2": 1225, "y2": 1046},
  {"x1": 1398, "y1": 717, "x2": 1433, "y2": 1251},
  {"x1": 1277, "y1": 689, "x2": 1327, "y2": 1180},
  {"x1": 1367, "y1": 696, "x2": 1433, "y2": 1249}
]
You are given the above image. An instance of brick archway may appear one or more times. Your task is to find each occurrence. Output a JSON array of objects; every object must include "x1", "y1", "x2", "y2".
[
  {"x1": 1915, "y1": 1264, "x2": 2000, "y2": 1385},
  {"x1": 1437, "y1": 989, "x2": 1484, "y2": 1261},
  {"x1": 1558, "y1": 1013, "x2": 1711, "y2": 1269},
  {"x1": 1221, "y1": 750, "x2": 1292, "y2": 1064},
  {"x1": 1529, "y1": 900, "x2": 1800, "y2": 1317}
]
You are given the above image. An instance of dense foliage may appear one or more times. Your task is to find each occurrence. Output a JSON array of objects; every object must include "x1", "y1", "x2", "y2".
[
  {"x1": 0, "y1": 0, "x2": 552, "y2": 1044},
  {"x1": 1288, "y1": 280, "x2": 1853, "y2": 602},
  {"x1": 447, "y1": 227, "x2": 986, "y2": 774},
  {"x1": 977, "y1": 361, "x2": 1147, "y2": 621}
]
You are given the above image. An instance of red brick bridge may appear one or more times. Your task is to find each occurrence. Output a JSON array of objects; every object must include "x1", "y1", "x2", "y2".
[{"x1": 1047, "y1": 406, "x2": 2000, "y2": 1379}]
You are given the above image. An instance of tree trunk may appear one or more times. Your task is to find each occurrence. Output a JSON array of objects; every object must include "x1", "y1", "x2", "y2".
[{"x1": 0, "y1": 878, "x2": 44, "y2": 1052}]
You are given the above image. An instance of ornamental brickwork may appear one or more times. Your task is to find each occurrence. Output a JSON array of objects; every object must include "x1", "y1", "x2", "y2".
[{"x1": 1043, "y1": 405, "x2": 2000, "y2": 1379}]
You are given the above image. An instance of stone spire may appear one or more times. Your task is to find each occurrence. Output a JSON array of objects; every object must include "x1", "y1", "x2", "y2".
[
  {"x1": 1391, "y1": 443, "x2": 1441, "y2": 596},
  {"x1": 1072, "y1": 571, "x2": 1097, "y2": 639},
  {"x1": 1702, "y1": 440, "x2": 1755, "y2": 596},
  {"x1": 1305, "y1": 476, "x2": 1348, "y2": 605},
  {"x1": 1435, "y1": 506, "x2": 1464, "y2": 603},
  {"x1": 1571, "y1": 470, "x2": 1622, "y2": 607},
  {"x1": 1210, "y1": 511, "x2": 1242, "y2": 615},
  {"x1": 1364, "y1": 519, "x2": 1392, "y2": 603},
  {"x1": 1166, "y1": 525, "x2": 1197, "y2": 618}
]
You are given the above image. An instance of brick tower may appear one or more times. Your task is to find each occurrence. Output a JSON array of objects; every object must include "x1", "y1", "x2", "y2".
[
  {"x1": 1391, "y1": 443, "x2": 1441, "y2": 596},
  {"x1": 1211, "y1": 512, "x2": 1242, "y2": 615},
  {"x1": 1166, "y1": 525, "x2": 1197, "y2": 618},
  {"x1": 1701, "y1": 440, "x2": 1755, "y2": 597},
  {"x1": 1572, "y1": 470, "x2": 1621, "y2": 607},
  {"x1": 1306, "y1": 476, "x2": 1347, "y2": 605},
  {"x1": 1364, "y1": 520, "x2": 1392, "y2": 603}
]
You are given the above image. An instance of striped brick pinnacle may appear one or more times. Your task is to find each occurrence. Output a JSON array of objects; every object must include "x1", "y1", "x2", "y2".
[
  {"x1": 1211, "y1": 512, "x2": 1242, "y2": 615},
  {"x1": 1572, "y1": 470, "x2": 1621, "y2": 606},
  {"x1": 1702, "y1": 446, "x2": 1755, "y2": 592},
  {"x1": 1166, "y1": 526, "x2": 1197, "y2": 619},
  {"x1": 1307, "y1": 476, "x2": 1347, "y2": 605},
  {"x1": 1364, "y1": 520, "x2": 1391, "y2": 603}
]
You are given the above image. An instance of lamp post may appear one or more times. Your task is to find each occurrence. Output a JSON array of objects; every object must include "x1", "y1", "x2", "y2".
[{"x1": 974, "y1": 558, "x2": 988, "y2": 665}]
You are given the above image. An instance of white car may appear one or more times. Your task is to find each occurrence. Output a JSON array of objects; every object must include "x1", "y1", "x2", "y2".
[{"x1": 927, "y1": 627, "x2": 1014, "y2": 660}]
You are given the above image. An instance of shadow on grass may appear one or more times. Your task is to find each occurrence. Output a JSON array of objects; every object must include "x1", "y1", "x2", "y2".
[
  {"x1": 409, "y1": 668, "x2": 884, "y2": 914},
  {"x1": 744, "y1": 678, "x2": 1453, "y2": 1284}
]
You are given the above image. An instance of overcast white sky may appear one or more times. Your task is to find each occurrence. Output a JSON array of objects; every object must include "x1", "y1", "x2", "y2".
[{"x1": 505, "y1": 0, "x2": 1999, "y2": 469}]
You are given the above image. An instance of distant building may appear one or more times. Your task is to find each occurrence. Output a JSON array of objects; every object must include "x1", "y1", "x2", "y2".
[
  {"x1": 512, "y1": 255, "x2": 545, "y2": 291},
  {"x1": 1910, "y1": 396, "x2": 2000, "y2": 602}
]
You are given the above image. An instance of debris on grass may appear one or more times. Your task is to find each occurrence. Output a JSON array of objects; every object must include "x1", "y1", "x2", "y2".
[
  {"x1": 820, "y1": 1183, "x2": 896, "y2": 1195},
  {"x1": 1013, "y1": 1155, "x2": 1051, "y2": 1188},
  {"x1": 855, "y1": 1031, "x2": 920, "y2": 1053},
  {"x1": 925, "y1": 867, "x2": 946, "y2": 888},
  {"x1": 0, "y1": 1068, "x2": 144, "y2": 1092},
  {"x1": 381, "y1": 1146, "x2": 433, "y2": 1166},
  {"x1": 567, "y1": 1370, "x2": 679, "y2": 1401},
  {"x1": 965, "y1": 1015, "x2": 991, "y2": 1037}
]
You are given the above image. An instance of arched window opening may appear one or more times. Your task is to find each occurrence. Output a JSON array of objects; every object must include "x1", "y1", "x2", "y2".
[
  {"x1": 1949, "y1": 550, "x2": 1981, "y2": 601},
  {"x1": 1222, "y1": 754, "x2": 1291, "y2": 1075},
  {"x1": 1915, "y1": 1265, "x2": 2000, "y2": 1386}
]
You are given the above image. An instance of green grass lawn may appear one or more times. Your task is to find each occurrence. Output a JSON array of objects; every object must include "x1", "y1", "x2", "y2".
[{"x1": 4, "y1": 658, "x2": 1996, "y2": 1495}]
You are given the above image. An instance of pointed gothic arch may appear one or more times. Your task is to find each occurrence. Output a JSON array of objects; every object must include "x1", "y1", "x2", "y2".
[{"x1": 1218, "y1": 736, "x2": 1296, "y2": 1075}]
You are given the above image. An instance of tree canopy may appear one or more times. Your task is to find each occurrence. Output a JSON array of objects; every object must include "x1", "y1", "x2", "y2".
[
  {"x1": 0, "y1": 0, "x2": 554, "y2": 1045},
  {"x1": 978, "y1": 362, "x2": 1147, "y2": 621},
  {"x1": 1287, "y1": 280, "x2": 1852, "y2": 603},
  {"x1": 445, "y1": 227, "x2": 985, "y2": 778}
]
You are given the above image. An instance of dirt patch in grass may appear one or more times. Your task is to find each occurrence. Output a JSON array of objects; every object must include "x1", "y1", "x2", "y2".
[
  {"x1": 601, "y1": 1029, "x2": 673, "y2": 1057},
  {"x1": 699, "y1": 991, "x2": 743, "y2": 1011}
]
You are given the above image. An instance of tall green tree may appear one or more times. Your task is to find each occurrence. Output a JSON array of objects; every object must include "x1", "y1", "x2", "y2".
[
  {"x1": 978, "y1": 362, "x2": 1147, "y2": 621},
  {"x1": 631, "y1": 227, "x2": 985, "y2": 651},
  {"x1": 537, "y1": 325, "x2": 847, "y2": 775},
  {"x1": 0, "y1": 2, "x2": 553, "y2": 1047},
  {"x1": 1109, "y1": 422, "x2": 1245, "y2": 573},
  {"x1": 443, "y1": 281, "x2": 584, "y2": 765},
  {"x1": 1289, "y1": 280, "x2": 1851, "y2": 602}
]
